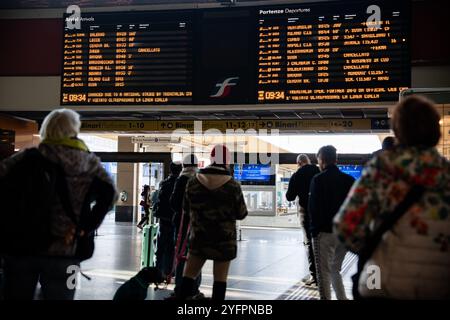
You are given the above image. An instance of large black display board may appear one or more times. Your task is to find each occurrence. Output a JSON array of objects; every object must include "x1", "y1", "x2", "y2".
[{"x1": 61, "y1": 0, "x2": 410, "y2": 105}]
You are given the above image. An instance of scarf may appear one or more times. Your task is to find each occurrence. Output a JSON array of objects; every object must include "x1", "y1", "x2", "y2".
[{"x1": 41, "y1": 137, "x2": 90, "y2": 152}]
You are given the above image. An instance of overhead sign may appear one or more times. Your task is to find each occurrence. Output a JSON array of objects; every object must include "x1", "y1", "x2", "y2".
[
  {"x1": 131, "y1": 136, "x2": 181, "y2": 144},
  {"x1": 257, "y1": 119, "x2": 372, "y2": 131},
  {"x1": 81, "y1": 118, "x2": 389, "y2": 133},
  {"x1": 81, "y1": 121, "x2": 158, "y2": 131},
  {"x1": 61, "y1": 0, "x2": 410, "y2": 106}
]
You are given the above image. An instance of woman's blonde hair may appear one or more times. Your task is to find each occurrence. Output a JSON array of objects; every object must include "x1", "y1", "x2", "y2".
[{"x1": 39, "y1": 108, "x2": 81, "y2": 140}]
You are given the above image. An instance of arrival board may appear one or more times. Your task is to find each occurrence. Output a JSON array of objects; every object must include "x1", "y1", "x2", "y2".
[
  {"x1": 62, "y1": 11, "x2": 193, "y2": 104},
  {"x1": 61, "y1": 0, "x2": 409, "y2": 105}
]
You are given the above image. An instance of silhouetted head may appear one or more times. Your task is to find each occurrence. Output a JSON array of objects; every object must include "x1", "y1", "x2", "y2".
[
  {"x1": 382, "y1": 136, "x2": 396, "y2": 151},
  {"x1": 392, "y1": 95, "x2": 441, "y2": 148},
  {"x1": 296, "y1": 154, "x2": 311, "y2": 167},
  {"x1": 210, "y1": 144, "x2": 231, "y2": 169},
  {"x1": 170, "y1": 162, "x2": 183, "y2": 176},
  {"x1": 40, "y1": 108, "x2": 81, "y2": 140},
  {"x1": 317, "y1": 145, "x2": 337, "y2": 171}
]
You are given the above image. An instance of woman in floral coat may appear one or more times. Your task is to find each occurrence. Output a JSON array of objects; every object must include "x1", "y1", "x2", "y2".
[{"x1": 335, "y1": 95, "x2": 450, "y2": 299}]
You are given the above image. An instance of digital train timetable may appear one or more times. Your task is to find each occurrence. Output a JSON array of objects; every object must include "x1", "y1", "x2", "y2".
[
  {"x1": 61, "y1": 1, "x2": 410, "y2": 106},
  {"x1": 257, "y1": 1, "x2": 410, "y2": 103},
  {"x1": 61, "y1": 11, "x2": 193, "y2": 105}
]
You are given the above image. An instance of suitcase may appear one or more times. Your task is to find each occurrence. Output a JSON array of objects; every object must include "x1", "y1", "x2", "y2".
[{"x1": 141, "y1": 223, "x2": 159, "y2": 268}]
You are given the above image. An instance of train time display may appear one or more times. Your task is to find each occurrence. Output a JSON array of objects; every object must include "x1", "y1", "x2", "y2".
[
  {"x1": 62, "y1": 11, "x2": 193, "y2": 105},
  {"x1": 61, "y1": 0, "x2": 410, "y2": 106},
  {"x1": 257, "y1": 1, "x2": 410, "y2": 103}
]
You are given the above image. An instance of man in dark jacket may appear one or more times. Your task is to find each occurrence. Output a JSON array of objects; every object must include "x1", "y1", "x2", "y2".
[
  {"x1": 154, "y1": 162, "x2": 182, "y2": 278},
  {"x1": 371, "y1": 136, "x2": 396, "y2": 159},
  {"x1": 168, "y1": 154, "x2": 202, "y2": 299},
  {"x1": 286, "y1": 154, "x2": 320, "y2": 286},
  {"x1": 308, "y1": 145, "x2": 355, "y2": 300}
]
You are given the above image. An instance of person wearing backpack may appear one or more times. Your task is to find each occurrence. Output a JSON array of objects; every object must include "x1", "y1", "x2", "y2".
[
  {"x1": 154, "y1": 162, "x2": 182, "y2": 279},
  {"x1": 0, "y1": 109, "x2": 117, "y2": 300}
]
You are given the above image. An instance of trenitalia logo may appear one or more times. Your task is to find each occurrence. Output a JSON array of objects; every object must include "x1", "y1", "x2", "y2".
[{"x1": 210, "y1": 77, "x2": 239, "y2": 98}]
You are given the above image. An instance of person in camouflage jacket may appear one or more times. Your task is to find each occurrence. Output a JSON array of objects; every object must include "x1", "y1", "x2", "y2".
[{"x1": 178, "y1": 145, "x2": 248, "y2": 300}]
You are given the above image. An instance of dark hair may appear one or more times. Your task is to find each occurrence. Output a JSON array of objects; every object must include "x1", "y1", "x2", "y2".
[
  {"x1": 382, "y1": 136, "x2": 396, "y2": 150},
  {"x1": 170, "y1": 162, "x2": 183, "y2": 175},
  {"x1": 317, "y1": 145, "x2": 337, "y2": 165},
  {"x1": 392, "y1": 95, "x2": 441, "y2": 148}
]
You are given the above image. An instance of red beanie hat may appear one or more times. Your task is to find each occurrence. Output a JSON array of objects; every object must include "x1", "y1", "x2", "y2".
[{"x1": 210, "y1": 144, "x2": 231, "y2": 165}]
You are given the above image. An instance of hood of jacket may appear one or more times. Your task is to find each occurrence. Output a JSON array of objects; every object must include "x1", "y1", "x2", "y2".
[
  {"x1": 196, "y1": 165, "x2": 232, "y2": 190},
  {"x1": 180, "y1": 166, "x2": 198, "y2": 178},
  {"x1": 378, "y1": 147, "x2": 449, "y2": 189}
]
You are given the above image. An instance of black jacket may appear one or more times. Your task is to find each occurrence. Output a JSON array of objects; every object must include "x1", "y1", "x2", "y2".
[
  {"x1": 286, "y1": 164, "x2": 320, "y2": 210},
  {"x1": 170, "y1": 174, "x2": 192, "y2": 231},
  {"x1": 308, "y1": 165, "x2": 355, "y2": 237},
  {"x1": 154, "y1": 174, "x2": 179, "y2": 223}
]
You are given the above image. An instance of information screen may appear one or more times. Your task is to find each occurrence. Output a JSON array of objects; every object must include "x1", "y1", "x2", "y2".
[
  {"x1": 338, "y1": 165, "x2": 364, "y2": 180},
  {"x1": 62, "y1": 11, "x2": 193, "y2": 105},
  {"x1": 234, "y1": 164, "x2": 275, "y2": 185},
  {"x1": 61, "y1": 0, "x2": 410, "y2": 106},
  {"x1": 257, "y1": 1, "x2": 410, "y2": 103}
]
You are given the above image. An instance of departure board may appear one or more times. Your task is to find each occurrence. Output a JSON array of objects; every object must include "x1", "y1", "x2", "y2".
[
  {"x1": 62, "y1": 11, "x2": 193, "y2": 105},
  {"x1": 257, "y1": 1, "x2": 410, "y2": 103},
  {"x1": 60, "y1": 0, "x2": 410, "y2": 106}
]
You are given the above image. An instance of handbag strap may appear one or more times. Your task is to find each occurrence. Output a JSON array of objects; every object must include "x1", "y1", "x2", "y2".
[{"x1": 353, "y1": 184, "x2": 425, "y2": 299}]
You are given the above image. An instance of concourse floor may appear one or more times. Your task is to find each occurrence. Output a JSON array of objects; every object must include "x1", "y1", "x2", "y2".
[{"x1": 72, "y1": 214, "x2": 355, "y2": 300}]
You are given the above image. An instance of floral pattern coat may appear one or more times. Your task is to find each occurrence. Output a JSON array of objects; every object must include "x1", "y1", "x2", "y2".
[{"x1": 334, "y1": 147, "x2": 450, "y2": 299}]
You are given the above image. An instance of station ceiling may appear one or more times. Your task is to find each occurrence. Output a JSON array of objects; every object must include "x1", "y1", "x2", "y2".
[{"x1": 4, "y1": 108, "x2": 389, "y2": 122}]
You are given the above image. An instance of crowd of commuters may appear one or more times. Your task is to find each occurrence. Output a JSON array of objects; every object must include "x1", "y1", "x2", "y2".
[
  {"x1": 286, "y1": 96, "x2": 449, "y2": 300},
  {"x1": 149, "y1": 145, "x2": 248, "y2": 300},
  {"x1": 0, "y1": 95, "x2": 449, "y2": 300}
]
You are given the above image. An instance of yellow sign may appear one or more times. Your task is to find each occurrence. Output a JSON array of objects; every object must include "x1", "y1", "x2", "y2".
[
  {"x1": 257, "y1": 119, "x2": 371, "y2": 131},
  {"x1": 81, "y1": 119, "x2": 374, "y2": 133},
  {"x1": 81, "y1": 121, "x2": 158, "y2": 132},
  {"x1": 157, "y1": 121, "x2": 196, "y2": 132}
]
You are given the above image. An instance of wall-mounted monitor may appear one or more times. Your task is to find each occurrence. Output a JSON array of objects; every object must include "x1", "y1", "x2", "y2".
[
  {"x1": 233, "y1": 164, "x2": 276, "y2": 186},
  {"x1": 338, "y1": 164, "x2": 364, "y2": 180}
]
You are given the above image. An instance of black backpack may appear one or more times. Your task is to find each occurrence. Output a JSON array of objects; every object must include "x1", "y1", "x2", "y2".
[{"x1": 0, "y1": 148, "x2": 65, "y2": 256}]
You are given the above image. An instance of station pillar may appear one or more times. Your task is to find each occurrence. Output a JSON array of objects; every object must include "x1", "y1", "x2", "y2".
[{"x1": 115, "y1": 136, "x2": 139, "y2": 222}]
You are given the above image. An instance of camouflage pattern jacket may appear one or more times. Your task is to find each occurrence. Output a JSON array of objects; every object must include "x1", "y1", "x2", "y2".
[{"x1": 183, "y1": 165, "x2": 248, "y2": 261}]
